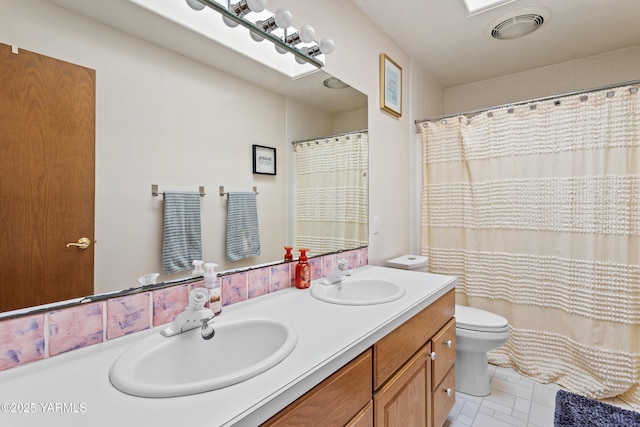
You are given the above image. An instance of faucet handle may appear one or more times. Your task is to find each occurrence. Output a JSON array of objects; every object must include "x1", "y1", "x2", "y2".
[
  {"x1": 188, "y1": 288, "x2": 209, "y2": 310},
  {"x1": 337, "y1": 258, "x2": 349, "y2": 271}
]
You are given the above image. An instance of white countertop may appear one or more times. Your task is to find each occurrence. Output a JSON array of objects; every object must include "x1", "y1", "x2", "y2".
[{"x1": 0, "y1": 266, "x2": 456, "y2": 427}]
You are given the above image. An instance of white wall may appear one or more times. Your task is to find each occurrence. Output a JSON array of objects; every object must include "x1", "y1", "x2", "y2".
[{"x1": 445, "y1": 45, "x2": 640, "y2": 114}]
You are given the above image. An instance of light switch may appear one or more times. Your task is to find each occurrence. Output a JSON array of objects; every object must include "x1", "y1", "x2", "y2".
[{"x1": 373, "y1": 215, "x2": 380, "y2": 234}]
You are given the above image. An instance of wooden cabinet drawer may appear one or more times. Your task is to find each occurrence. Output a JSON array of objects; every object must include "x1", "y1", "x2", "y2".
[
  {"x1": 374, "y1": 289, "x2": 454, "y2": 389},
  {"x1": 431, "y1": 318, "x2": 456, "y2": 388},
  {"x1": 432, "y1": 366, "x2": 455, "y2": 427},
  {"x1": 262, "y1": 349, "x2": 372, "y2": 427}
]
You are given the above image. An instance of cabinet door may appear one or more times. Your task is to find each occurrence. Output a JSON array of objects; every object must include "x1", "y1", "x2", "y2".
[{"x1": 374, "y1": 346, "x2": 430, "y2": 427}]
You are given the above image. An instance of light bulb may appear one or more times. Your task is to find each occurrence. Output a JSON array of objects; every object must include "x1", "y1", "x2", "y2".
[
  {"x1": 186, "y1": 0, "x2": 205, "y2": 11},
  {"x1": 274, "y1": 8, "x2": 293, "y2": 29},
  {"x1": 250, "y1": 24, "x2": 265, "y2": 42},
  {"x1": 319, "y1": 37, "x2": 335, "y2": 55},
  {"x1": 275, "y1": 44, "x2": 288, "y2": 54},
  {"x1": 222, "y1": 16, "x2": 239, "y2": 28},
  {"x1": 299, "y1": 24, "x2": 316, "y2": 43},
  {"x1": 295, "y1": 49, "x2": 309, "y2": 64},
  {"x1": 246, "y1": 0, "x2": 266, "y2": 13}
]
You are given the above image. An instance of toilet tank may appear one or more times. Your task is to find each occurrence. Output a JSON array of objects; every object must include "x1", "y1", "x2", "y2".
[{"x1": 386, "y1": 255, "x2": 428, "y2": 272}]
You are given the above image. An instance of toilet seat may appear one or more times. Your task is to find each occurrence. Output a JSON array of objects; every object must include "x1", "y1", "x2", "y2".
[{"x1": 455, "y1": 304, "x2": 509, "y2": 333}]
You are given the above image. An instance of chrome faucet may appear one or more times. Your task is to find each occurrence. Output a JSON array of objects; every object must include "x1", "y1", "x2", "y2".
[
  {"x1": 160, "y1": 288, "x2": 215, "y2": 339},
  {"x1": 322, "y1": 258, "x2": 351, "y2": 285}
]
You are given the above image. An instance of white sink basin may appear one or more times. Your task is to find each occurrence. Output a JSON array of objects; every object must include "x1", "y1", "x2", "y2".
[
  {"x1": 311, "y1": 277, "x2": 406, "y2": 305},
  {"x1": 109, "y1": 318, "x2": 297, "y2": 398}
]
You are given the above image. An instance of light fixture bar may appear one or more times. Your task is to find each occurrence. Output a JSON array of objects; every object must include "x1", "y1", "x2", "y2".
[{"x1": 194, "y1": 0, "x2": 324, "y2": 69}]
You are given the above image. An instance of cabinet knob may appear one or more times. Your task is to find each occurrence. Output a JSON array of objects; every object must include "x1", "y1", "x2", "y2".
[
  {"x1": 444, "y1": 339, "x2": 452, "y2": 348},
  {"x1": 445, "y1": 388, "x2": 452, "y2": 396},
  {"x1": 430, "y1": 351, "x2": 437, "y2": 360}
]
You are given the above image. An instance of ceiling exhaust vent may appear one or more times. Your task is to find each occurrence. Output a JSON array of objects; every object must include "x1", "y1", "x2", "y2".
[{"x1": 486, "y1": 7, "x2": 551, "y2": 40}]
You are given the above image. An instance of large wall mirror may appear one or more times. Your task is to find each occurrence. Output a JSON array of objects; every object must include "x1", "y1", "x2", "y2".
[{"x1": 1, "y1": 0, "x2": 367, "y2": 316}]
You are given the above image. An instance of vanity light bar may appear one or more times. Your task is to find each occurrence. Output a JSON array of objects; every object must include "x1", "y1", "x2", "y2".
[{"x1": 191, "y1": 0, "x2": 326, "y2": 69}]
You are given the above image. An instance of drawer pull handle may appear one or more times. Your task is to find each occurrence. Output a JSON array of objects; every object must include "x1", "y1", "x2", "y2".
[
  {"x1": 445, "y1": 388, "x2": 452, "y2": 396},
  {"x1": 445, "y1": 339, "x2": 452, "y2": 348},
  {"x1": 430, "y1": 351, "x2": 437, "y2": 360}
]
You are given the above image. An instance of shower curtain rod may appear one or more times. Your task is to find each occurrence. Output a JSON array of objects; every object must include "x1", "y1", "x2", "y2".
[
  {"x1": 414, "y1": 79, "x2": 639, "y2": 130},
  {"x1": 291, "y1": 129, "x2": 368, "y2": 145}
]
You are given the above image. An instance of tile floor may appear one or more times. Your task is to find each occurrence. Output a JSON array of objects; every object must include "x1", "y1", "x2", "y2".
[{"x1": 445, "y1": 364, "x2": 637, "y2": 427}]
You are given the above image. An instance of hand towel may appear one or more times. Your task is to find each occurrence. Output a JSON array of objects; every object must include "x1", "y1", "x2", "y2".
[
  {"x1": 226, "y1": 191, "x2": 260, "y2": 262},
  {"x1": 162, "y1": 191, "x2": 202, "y2": 274}
]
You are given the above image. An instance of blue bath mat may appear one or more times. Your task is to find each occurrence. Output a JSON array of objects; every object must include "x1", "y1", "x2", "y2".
[{"x1": 555, "y1": 389, "x2": 640, "y2": 426}]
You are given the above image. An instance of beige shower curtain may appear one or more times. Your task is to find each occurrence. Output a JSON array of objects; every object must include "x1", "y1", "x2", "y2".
[
  {"x1": 420, "y1": 85, "x2": 640, "y2": 406},
  {"x1": 295, "y1": 131, "x2": 368, "y2": 256}
]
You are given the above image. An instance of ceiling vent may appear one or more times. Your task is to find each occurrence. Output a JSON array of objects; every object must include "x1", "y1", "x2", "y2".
[{"x1": 486, "y1": 7, "x2": 551, "y2": 40}]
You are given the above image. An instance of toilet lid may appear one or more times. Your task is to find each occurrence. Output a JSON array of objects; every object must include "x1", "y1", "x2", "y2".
[{"x1": 455, "y1": 304, "x2": 509, "y2": 332}]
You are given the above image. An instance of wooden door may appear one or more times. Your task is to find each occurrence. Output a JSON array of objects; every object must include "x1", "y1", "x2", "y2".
[{"x1": 0, "y1": 43, "x2": 95, "y2": 312}]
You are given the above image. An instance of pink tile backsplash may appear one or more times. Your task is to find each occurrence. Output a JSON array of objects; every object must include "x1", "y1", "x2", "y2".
[
  {"x1": 0, "y1": 314, "x2": 45, "y2": 370},
  {"x1": 48, "y1": 303, "x2": 104, "y2": 357},
  {"x1": 221, "y1": 272, "x2": 247, "y2": 306},
  {"x1": 322, "y1": 254, "x2": 337, "y2": 276},
  {"x1": 0, "y1": 248, "x2": 367, "y2": 372},
  {"x1": 270, "y1": 263, "x2": 292, "y2": 292},
  {"x1": 152, "y1": 284, "x2": 189, "y2": 327},
  {"x1": 248, "y1": 268, "x2": 270, "y2": 299},
  {"x1": 309, "y1": 257, "x2": 323, "y2": 281},
  {"x1": 106, "y1": 292, "x2": 151, "y2": 340}
]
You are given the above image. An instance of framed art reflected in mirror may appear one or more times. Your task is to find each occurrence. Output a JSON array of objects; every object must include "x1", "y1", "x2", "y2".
[{"x1": 252, "y1": 144, "x2": 276, "y2": 175}]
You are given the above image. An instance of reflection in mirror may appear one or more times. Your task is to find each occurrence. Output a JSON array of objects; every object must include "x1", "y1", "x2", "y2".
[
  {"x1": 293, "y1": 130, "x2": 368, "y2": 256},
  {"x1": 1, "y1": 0, "x2": 367, "y2": 318}
]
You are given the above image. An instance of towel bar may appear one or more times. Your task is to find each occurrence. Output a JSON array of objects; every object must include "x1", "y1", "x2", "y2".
[
  {"x1": 219, "y1": 186, "x2": 259, "y2": 196},
  {"x1": 152, "y1": 184, "x2": 206, "y2": 197}
]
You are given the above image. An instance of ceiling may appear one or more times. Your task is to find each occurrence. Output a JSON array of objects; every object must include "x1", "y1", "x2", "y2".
[{"x1": 352, "y1": 0, "x2": 640, "y2": 88}]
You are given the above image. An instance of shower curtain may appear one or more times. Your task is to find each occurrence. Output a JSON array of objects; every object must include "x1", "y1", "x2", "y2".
[
  {"x1": 420, "y1": 85, "x2": 640, "y2": 406},
  {"x1": 295, "y1": 131, "x2": 368, "y2": 255}
]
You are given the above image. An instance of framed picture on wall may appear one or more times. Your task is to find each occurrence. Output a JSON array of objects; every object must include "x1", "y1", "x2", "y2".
[
  {"x1": 252, "y1": 144, "x2": 276, "y2": 175},
  {"x1": 379, "y1": 53, "x2": 402, "y2": 118}
]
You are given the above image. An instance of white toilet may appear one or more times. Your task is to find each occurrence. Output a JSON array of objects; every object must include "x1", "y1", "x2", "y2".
[{"x1": 455, "y1": 304, "x2": 509, "y2": 396}]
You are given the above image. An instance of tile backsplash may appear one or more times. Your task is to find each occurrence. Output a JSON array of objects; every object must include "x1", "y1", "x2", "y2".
[{"x1": 0, "y1": 248, "x2": 367, "y2": 372}]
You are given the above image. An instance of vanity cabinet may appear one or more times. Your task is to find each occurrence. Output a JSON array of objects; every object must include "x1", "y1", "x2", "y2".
[{"x1": 262, "y1": 289, "x2": 455, "y2": 427}]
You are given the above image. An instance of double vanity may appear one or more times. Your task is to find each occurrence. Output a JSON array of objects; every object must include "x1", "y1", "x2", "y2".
[{"x1": 0, "y1": 266, "x2": 456, "y2": 426}]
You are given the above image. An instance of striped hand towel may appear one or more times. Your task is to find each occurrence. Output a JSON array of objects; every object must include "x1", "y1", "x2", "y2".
[
  {"x1": 162, "y1": 191, "x2": 202, "y2": 274},
  {"x1": 226, "y1": 191, "x2": 260, "y2": 262}
]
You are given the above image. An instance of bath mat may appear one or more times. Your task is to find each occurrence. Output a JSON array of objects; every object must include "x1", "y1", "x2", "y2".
[{"x1": 554, "y1": 389, "x2": 640, "y2": 426}]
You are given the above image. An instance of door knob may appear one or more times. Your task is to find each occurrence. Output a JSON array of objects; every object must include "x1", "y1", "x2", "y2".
[{"x1": 66, "y1": 237, "x2": 91, "y2": 250}]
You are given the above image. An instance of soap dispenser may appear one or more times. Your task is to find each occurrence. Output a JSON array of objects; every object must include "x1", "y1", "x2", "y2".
[
  {"x1": 192, "y1": 260, "x2": 205, "y2": 276},
  {"x1": 204, "y1": 263, "x2": 222, "y2": 315},
  {"x1": 294, "y1": 249, "x2": 311, "y2": 289},
  {"x1": 284, "y1": 246, "x2": 293, "y2": 262}
]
